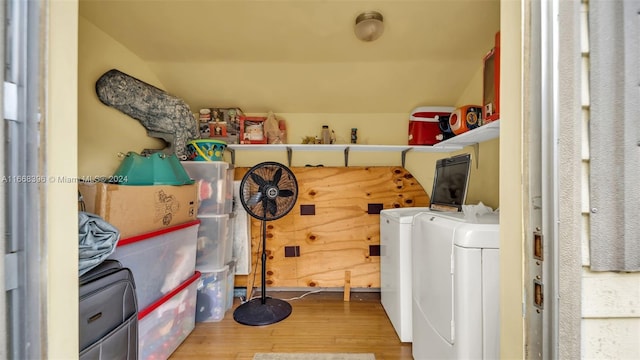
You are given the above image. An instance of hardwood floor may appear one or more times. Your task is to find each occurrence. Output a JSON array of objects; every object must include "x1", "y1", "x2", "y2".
[{"x1": 170, "y1": 290, "x2": 413, "y2": 360}]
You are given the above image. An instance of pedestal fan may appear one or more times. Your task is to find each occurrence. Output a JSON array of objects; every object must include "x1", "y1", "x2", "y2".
[{"x1": 233, "y1": 161, "x2": 298, "y2": 326}]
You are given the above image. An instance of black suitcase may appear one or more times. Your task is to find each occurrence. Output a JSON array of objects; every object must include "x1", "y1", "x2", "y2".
[{"x1": 79, "y1": 259, "x2": 138, "y2": 360}]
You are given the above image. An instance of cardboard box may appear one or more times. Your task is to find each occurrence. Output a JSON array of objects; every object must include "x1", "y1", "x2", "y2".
[
  {"x1": 239, "y1": 116, "x2": 268, "y2": 144},
  {"x1": 79, "y1": 182, "x2": 198, "y2": 238},
  {"x1": 208, "y1": 121, "x2": 228, "y2": 137},
  {"x1": 197, "y1": 108, "x2": 243, "y2": 143}
]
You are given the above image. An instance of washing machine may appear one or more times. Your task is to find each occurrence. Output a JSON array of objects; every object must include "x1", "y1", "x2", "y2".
[
  {"x1": 411, "y1": 211, "x2": 500, "y2": 359},
  {"x1": 379, "y1": 207, "x2": 430, "y2": 342}
]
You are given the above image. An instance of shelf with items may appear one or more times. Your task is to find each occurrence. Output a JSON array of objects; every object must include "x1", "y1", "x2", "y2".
[
  {"x1": 225, "y1": 120, "x2": 500, "y2": 167},
  {"x1": 433, "y1": 119, "x2": 500, "y2": 148},
  {"x1": 433, "y1": 120, "x2": 500, "y2": 168},
  {"x1": 226, "y1": 144, "x2": 456, "y2": 167}
]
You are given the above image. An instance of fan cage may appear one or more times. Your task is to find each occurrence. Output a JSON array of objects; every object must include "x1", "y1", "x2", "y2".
[{"x1": 240, "y1": 162, "x2": 298, "y2": 221}]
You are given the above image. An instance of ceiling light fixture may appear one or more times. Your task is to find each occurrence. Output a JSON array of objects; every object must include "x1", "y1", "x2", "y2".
[{"x1": 354, "y1": 11, "x2": 384, "y2": 42}]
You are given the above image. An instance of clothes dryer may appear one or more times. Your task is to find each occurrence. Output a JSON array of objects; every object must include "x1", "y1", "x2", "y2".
[{"x1": 411, "y1": 211, "x2": 500, "y2": 359}]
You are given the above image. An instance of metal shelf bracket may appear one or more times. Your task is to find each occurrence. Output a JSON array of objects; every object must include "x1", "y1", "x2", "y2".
[
  {"x1": 287, "y1": 146, "x2": 293, "y2": 167},
  {"x1": 344, "y1": 147, "x2": 350, "y2": 167},
  {"x1": 401, "y1": 148, "x2": 412, "y2": 168},
  {"x1": 228, "y1": 148, "x2": 236, "y2": 165}
]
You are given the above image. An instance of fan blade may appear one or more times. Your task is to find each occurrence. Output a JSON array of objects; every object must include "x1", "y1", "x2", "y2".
[
  {"x1": 266, "y1": 198, "x2": 278, "y2": 216},
  {"x1": 250, "y1": 173, "x2": 267, "y2": 187},
  {"x1": 247, "y1": 192, "x2": 263, "y2": 206},
  {"x1": 272, "y1": 168, "x2": 283, "y2": 185},
  {"x1": 278, "y1": 189, "x2": 295, "y2": 197}
]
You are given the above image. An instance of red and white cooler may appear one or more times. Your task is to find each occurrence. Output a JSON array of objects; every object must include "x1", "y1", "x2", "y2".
[{"x1": 408, "y1": 106, "x2": 455, "y2": 145}]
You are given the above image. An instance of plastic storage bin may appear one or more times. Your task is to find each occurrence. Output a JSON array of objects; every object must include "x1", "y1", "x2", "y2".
[
  {"x1": 196, "y1": 214, "x2": 232, "y2": 271},
  {"x1": 195, "y1": 266, "x2": 229, "y2": 322},
  {"x1": 224, "y1": 164, "x2": 235, "y2": 213},
  {"x1": 138, "y1": 271, "x2": 200, "y2": 360},
  {"x1": 225, "y1": 258, "x2": 237, "y2": 311},
  {"x1": 226, "y1": 212, "x2": 236, "y2": 265},
  {"x1": 108, "y1": 220, "x2": 200, "y2": 310},
  {"x1": 181, "y1": 161, "x2": 233, "y2": 215}
]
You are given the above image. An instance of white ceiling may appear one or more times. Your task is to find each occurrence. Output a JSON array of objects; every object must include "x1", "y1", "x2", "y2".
[{"x1": 79, "y1": 0, "x2": 500, "y2": 113}]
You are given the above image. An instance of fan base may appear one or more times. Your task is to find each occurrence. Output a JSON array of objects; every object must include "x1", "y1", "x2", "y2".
[{"x1": 233, "y1": 297, "x2": 292, "y2": 326}]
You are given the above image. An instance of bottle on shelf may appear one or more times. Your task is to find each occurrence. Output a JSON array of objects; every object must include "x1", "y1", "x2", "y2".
[
  {"x1": 351, "y1": 128, "x2": 358, "y2": 144},
  {"x1": 321, "y1": 125, "x2": 331, "y2": 144}
]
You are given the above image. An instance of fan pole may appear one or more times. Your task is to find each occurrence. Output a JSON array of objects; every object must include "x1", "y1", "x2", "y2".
[
  {"x1": 260, "y1": 215, "x2": 267, "y2": 305},
  {"x1": 233, "y1": 162, "x2": 298, "y2": 326},
  {"x1": 233, "y1": 193, "x2": 292, "y2": 326}
]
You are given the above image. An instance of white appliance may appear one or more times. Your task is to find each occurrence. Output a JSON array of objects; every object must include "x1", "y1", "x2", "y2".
[
  {"x1": 380, "y1": 207, "x2": 430, "y2": 342},
  {"x1": 411, "y1": 211, "x2": 500, "y2": 359}
]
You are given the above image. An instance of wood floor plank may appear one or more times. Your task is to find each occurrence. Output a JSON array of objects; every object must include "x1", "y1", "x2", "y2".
[{"x1": 169, "y1": 291, "x2": 412, "y2": 360}]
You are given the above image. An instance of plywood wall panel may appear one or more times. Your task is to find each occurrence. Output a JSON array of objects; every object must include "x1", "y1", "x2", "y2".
[
  {"x1": 235, "y1": 165, "x2": 429, "y2": 289},
  {"x1": 264, "y1": 218, "x2": 298, "y2": 286},
  {"x1": 296, "y1": 242, "x2": 379, "y2": 288}
]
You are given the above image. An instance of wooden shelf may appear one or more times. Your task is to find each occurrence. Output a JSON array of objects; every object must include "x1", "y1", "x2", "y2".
[{"x1": 226, "y1": 120, "x2": 500, "y2": 166}]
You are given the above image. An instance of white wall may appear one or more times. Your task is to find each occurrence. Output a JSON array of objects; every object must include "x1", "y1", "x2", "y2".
[
  {"x1": 499, "y1": 0, "x2": 525, "y2": 357},
  {"x1": 47, "y1": 0, "x2": 79, "y2": 358},
  {"x1": 78, "y1": 17, "x2": 166, "y2": 177},
  {"x1": 78, "y1": 18, "x2": 501, "y2": 208}
]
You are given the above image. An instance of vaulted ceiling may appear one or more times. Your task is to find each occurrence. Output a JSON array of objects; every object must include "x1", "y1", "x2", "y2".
[{"x1": 79, "y1": 0, "x2": 500, "y2": 113}]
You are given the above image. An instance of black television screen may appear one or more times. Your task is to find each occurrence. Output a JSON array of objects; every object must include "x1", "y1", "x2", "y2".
[{"x1": 429, "y1": 154, "x2": 472, "y2": 212}]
